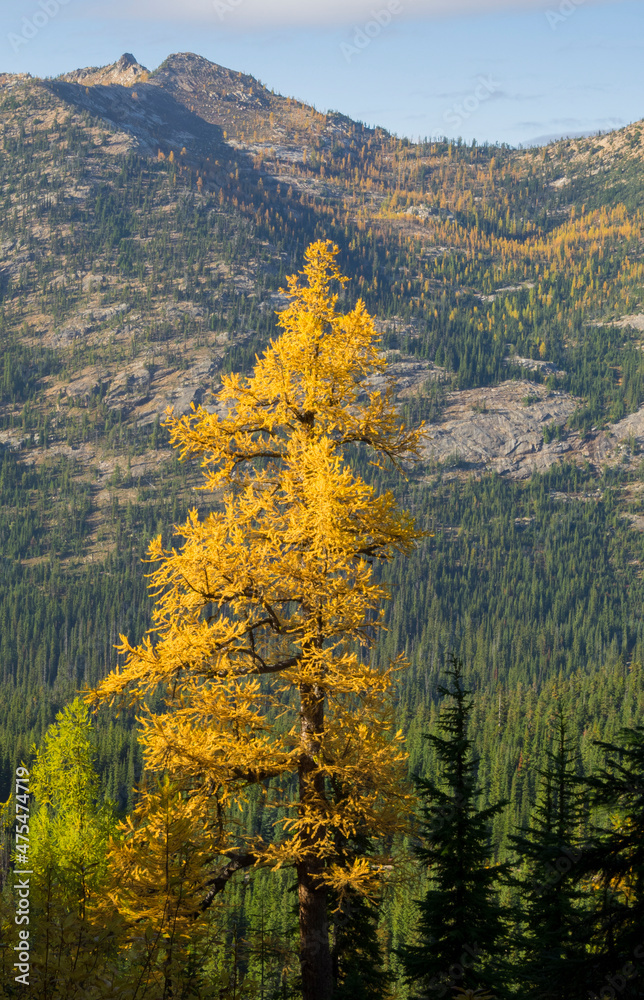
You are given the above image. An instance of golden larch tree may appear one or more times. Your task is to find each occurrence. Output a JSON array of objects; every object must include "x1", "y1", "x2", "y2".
[{"x1": 90, "y1": 240, "x2": 422, "y2": 1000}]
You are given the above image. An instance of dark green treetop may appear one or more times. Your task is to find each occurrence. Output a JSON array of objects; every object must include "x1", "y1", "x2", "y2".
[
  {"x1": 508, "y1": 710, "x2": 590, "y2": 998},
  {"x1": 398, "y1": 657, "x2": 509, "y2": 999}
]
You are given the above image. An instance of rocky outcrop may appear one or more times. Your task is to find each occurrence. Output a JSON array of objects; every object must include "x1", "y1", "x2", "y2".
[
  {"x1": 105, "y1": 364, "x2": 152, "y2": 411},
  {"x1": 58, "y1": 53, "x2": 149, "y2": 88},
  {"x1": 421, "y1": 382, "x2": 578, "y2": 478},
  {"x1": 420, "y1": 380, "x2": 644, "y2": 479},
  {"x1": 44, "y1": 69, "x2": 226, "y2": 160}
]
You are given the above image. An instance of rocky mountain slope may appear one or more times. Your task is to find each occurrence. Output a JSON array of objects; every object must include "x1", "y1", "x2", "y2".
[{"x1": 1, "y1": 50, "x2": 644, "y2": 555}]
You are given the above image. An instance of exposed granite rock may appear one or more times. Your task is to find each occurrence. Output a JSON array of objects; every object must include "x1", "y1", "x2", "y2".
[
  {"x1": 419, "y1": 379, "x2": 644, "y2": 479},
  {"x1": 58, "y1": 53, "x2": 149, "y2": 88},
  {"x1": 367, "y1": 353, "x2": 447, "y2": 397},
  {"x1": 56, "y1": 357, "x2": 644, "y2": 480},
  {"x1": 504, "y1": 355, "x2": 566, "y2": 378},
  {"x1": 105, "y1": 364, "x2": 152, "y2": 412},
  {"x1": 0, "y1": 430, "x2": 27, "y2": 451},
  {"x1": 611, "y1": 313, "x2": 644, "y2": 331},
  {"x1": 44, "y1": 73, "x2": 226, "y2": 160},
  {"x1": 421, "y1": 382, "x2": 579, "y2": 478},
  {"x1": 64, "y1": 372, "x2": 110, "y2": 405}
]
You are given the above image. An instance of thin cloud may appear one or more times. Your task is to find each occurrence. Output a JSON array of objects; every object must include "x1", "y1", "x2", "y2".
[
  {"x1": 520, "y1": 127, "x2": 614, "y2": 145},
  {"x1": 515, "y1": 115, "x2": 626, "y2": 142},
  {"x1": 84, "y1": 0, "x2": 620, "y2": 27}
]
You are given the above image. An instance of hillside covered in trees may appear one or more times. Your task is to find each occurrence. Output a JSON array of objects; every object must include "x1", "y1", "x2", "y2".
[{"x1": 1, "y1": 51, "x2": 644, "y2": 998}]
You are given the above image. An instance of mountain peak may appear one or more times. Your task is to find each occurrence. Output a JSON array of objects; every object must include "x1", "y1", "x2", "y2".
[
  {"x1": 58, "y1": 53, "x2": 148, "y2": 88},
  {"x1": 151, "y1": 52, "x2": 262, "y2": 94},
  {"x1": 116, "y1": 53, "x2": 140, "y2": 72}
]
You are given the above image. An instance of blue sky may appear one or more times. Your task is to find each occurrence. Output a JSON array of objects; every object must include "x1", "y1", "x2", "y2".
[{"x1": 2, "y1": 0, "x2": 642, "y2": 146}]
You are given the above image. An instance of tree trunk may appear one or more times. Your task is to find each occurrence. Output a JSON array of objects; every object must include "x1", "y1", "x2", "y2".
[
  {"x1": 297, "y1": 855, "x2": 333, "y2": 1000},
  {"x1": 298, "y1": 681, "x2": 334, "y2": 1000}
]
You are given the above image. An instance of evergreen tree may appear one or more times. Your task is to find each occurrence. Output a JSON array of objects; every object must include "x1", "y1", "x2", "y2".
[
  {"x1": 398, "y1": 658, "x2": 508, "y2": 999},
  {"x1": 581, "y1": 726, "x2": 644, "y2": 1000},
  {"x1": 328, "y1": 790, "x2": 392, "y2": 1000},
  {"x1": 332, "y1": 889, "x2": 392, "y2": 1000},
  {"x1": 508, "y1": 711, "x2": 590, "y2": 998}
]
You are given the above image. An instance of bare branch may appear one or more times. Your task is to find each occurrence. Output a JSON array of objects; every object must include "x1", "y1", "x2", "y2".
[{"x1": 198, "y1": 852, "x2": 257, "y2": 914}]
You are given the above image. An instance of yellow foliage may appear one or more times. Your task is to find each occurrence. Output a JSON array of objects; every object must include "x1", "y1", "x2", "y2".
[
  {"x1": 89, "y1": 240, "x2": 422, "y2": 906},
  {"x1": 103, "y1": 777, "x2": 223, "y2": 930}
]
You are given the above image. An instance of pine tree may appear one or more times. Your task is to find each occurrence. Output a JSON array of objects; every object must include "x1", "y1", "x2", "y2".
[
  {"x1": 332, "y1": 888, "x2": 392, "y2": 1000},
  {"x1": 398, "y1": 658, "x2": 508, "y2": 999},
  {"x1": 581, "y1": 726, "x2": 644, "y2": 999},
  {"x1": 89, "y1": 240, "x2": 422, "y2": 1000},
  {"x1": 329, "y1": 821, "x2": 392, "y2": 1000},
  {"x1": 508, "y1": 712, "x2": 589, "y2": 998}
]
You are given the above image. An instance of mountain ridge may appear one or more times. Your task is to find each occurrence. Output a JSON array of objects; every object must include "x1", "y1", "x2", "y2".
[{"x1": 1, "y1": 51, "x2": 644, "y2": 523}]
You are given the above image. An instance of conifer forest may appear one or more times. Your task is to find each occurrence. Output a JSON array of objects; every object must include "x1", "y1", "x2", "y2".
[{"x1": 0, "y1": 50, "x2": 644, "y2": 1000}]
